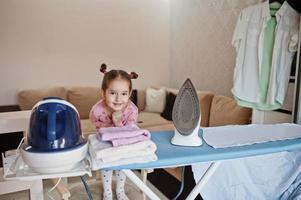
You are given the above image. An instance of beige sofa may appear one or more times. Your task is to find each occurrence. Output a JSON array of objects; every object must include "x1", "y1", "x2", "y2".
[
  {"x1": 17, "y1": 86, "x2": 252, "y2": 180},
  {"x1": 17, "y1": 86, "x2": 251, "y2": 132}
]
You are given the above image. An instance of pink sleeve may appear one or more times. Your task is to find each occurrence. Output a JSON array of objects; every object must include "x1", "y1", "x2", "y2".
[
  {"x1": 123, "y1": 102, "x2": 138, "y2": 126},
  {"x1": 89, "y1": 101, "x2": 108, "y2": 129}
]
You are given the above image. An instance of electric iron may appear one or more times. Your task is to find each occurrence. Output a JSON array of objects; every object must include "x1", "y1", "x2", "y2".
[
  {"x1": 171, "y1": 78, "x2": 202, "y2": 146},
  {"x1": 21, "y1": 97, "x2": 88, "y2": 173}
]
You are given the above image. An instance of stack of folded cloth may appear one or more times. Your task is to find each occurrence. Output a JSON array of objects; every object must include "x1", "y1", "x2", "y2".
[{"x1": 88, "y1": 124, "x2": 157, "y2": 170}]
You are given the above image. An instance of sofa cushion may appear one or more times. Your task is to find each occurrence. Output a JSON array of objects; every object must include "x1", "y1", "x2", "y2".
[
  {"x1": 137, "y1": 88, "x2": 173, "y2": 112},
  {"x1": 160, "y1": 92, "x2": 177, "y2": 121},
  {"x1": 130, "y1": 89, "x2": 138, "y2": 106},
  {"x1": 148, "y1": 88, "x2": 214, "y2": 127},
  {"x1": 165, "y1": 87, "x2": 179, "y2": 95},
  {"x1": 137, "y1": 90, "x2": 146, "y2": 111},
  {"x1": 18, "y1": 87, "x2": 67, "y2": 110},
  {"x1": 209, "y1": 95, "x2": 252, "y2": 127},
  {"x1": 68, "y1": 87, "x2": 101, "y2": 119},
  {"x1": 137, "y1": 112, "x2": 171, "y2": 129},
  {"x1": 145, "y1": 87, "x2": 167, "y2": 113}
]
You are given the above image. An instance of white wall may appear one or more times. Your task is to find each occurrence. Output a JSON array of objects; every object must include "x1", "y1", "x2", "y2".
[
  {"x1": 169, "y1": 0, "x2": 258, "y2": 96},
  {"x1": 0, "y1": 0, "x2": 170, "y2": 105}
]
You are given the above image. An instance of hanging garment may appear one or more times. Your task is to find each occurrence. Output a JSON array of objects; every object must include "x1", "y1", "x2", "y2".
[
  {"x1": 232, "y1": 1, "x2": 299, "y2": 110},
  {"x1": 259, "y1": 3, "x2": 279, "y2": 107}
]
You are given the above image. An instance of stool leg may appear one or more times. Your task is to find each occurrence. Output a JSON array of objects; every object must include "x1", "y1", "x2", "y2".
[
  {"x1": 51, "y1": 178, "x2": 71, "y2": 200},
  {"x1": 29, "y1": 179, "x2": 44, "y2": 200}
]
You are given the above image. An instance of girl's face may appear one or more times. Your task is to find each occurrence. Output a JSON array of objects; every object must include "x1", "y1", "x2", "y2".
[{"x1": 104, "y1": 78, "x2": 131, "y2": 112}]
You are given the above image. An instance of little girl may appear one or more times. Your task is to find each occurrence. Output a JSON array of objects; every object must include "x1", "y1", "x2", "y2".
[{"x1": 90, "y1": 64, "x2": 139, "y2": 200}]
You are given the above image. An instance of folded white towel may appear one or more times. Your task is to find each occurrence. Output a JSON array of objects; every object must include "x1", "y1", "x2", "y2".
[
  {"x1": 88, "y1": 150, "x2": 157, "y2": 170},
  {"x1": 88, "y1": 134, "x2": 157, "y2": 163}
]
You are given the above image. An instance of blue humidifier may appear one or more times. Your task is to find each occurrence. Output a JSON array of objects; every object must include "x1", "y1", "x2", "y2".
[{"x1": 21, "y1": 97, "x2": 88, "y2": 173}]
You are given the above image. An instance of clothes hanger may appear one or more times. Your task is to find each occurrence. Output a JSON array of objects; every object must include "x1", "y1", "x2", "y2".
[
  {"x1": 269, "y1": 0, "x2": 284, "y2": 16},
  {"x1": 269, "y1": 0, "x2": 285, "y2": 4}
]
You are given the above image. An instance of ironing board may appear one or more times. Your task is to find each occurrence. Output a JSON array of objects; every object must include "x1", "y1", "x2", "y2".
[
  {"x1": 100, "y1": 129, "x2": 301, "y2": 200},
  {"x1": 3, "y1": 126, "x2": 301, "y2": 200}
]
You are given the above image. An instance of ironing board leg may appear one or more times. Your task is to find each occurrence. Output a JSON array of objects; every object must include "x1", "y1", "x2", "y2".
[
  {"x1": 186, "y1": 162, "x2": 221, "y2": 200},
  {"x1": 141, "y1": 169, "x2": 154, "y2": 200},
  {"x1": 141, "y1": 169, "x2": 147, "y2": 200},
  {"x1": 122, "y1": 169, "x2": 160, "y2": 200}
]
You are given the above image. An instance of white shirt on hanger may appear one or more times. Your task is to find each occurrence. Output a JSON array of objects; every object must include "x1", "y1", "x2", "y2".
[{"x1": 231, "y1": 1, "x2": 299, "y2": 109}]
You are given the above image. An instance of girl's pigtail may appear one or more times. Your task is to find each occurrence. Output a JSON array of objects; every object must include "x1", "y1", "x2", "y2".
[
  {"x1": 100, "y1": 63, "x2": 107, "y2": 74},
  {"x1": 129, "y1": 72, "x2": 138, "y2": 79}
]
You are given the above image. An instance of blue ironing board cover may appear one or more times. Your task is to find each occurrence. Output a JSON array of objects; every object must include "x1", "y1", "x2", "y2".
[{"x1": 106, "y1": 129, "x2": 301, "y2": 170}]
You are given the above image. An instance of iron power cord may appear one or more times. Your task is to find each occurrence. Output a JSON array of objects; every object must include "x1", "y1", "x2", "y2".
[{"x1": 172, "y1": 166, "x2": 186, "y2": 200}]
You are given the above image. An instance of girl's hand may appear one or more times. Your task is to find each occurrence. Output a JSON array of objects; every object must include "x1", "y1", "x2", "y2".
[{"x1": 112, "y1": 111, "x2": 123, "y2": 127}]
